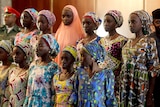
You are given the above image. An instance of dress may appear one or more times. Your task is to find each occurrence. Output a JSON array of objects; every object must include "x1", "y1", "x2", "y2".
[
  {"x1": 0, "y1": 64, "x2": 16, "y2": 107},
  {"x1": 23, "y1": 61, "x2": 59, "y2": 107},
  {"x1": 53, "y1": 72, "x2": 75, "y2": 107},
  {"x1": 8, "y1": 67, "x2": 28, "y2": 107},
  {"x1": 120, "y1": 36, "x2": 159, "y2": 107},
  {"x1": 70, "y1": 67, "x2": 117, "y2": 107}
]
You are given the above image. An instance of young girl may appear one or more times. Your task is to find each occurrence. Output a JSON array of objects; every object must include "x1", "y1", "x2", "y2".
[
  {"x1": 0, "y1": 40, "x2": 15, "y2": 107},
  {"x1": 53, "y1": 46, "x2": 77, "y2": 107},
  {"x1": 71, "y1": 41, "x2": 117, "y2": 107},
  {"x1": 8, "y1": 42, "x2": 34, "y2": 107},
  {"x1": 55, "y1": 5, "x2": 85, "y2": 65},
  {"x1": 14, "y1": 8, "x2": 38, "y2": 45},
  {"x1": 23, "y1": 34, "x2": 60, "y2": 107}
]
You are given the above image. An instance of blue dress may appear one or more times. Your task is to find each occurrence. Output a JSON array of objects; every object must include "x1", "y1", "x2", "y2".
[
  {"x1": 23, "y1": 61, "x2": 59, "y2": 107},
  {"x1": 70, "y1": 67, "x2": 117, "y2": 107}
]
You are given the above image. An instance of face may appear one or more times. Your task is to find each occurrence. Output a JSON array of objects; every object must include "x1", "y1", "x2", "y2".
[
  {"x1": 80, "y1": 48, "x2": 92, "y2": 67},
  {"x1": 61, "y1": 51, "x2": 75, "y2": 69},
  {"x1": 82, "y1": 17, "x2": 96, "y2": 34},
  {"x1": 12, "y1": 47, "x2": 26, "y2": 64},
  {"x1": 0, "y1": 48, "x2": 8, "y2": 61},
  {"x1": 153, "y1": 19, "x2": 160, "y2": 34},
  {"x1": 20, "y1": 11, "x2": 33, "y2": 27},
  {"x1": 128, "y1": 13, "x2": 142, "y2": 33},
  {"x1": 62, "y1": 8, "x2": 73, "y2": 25},
  {"x1": 37, "y1": 15, "x2": 49, "y2": 32},
  {"x1": 36, "y1": 38, "x2": 50, "y2": 57},
  {"x1": 3, "y1": 13, "x2": 16, "y2": 26},
  {"x1": 103, "y1": 15, "x2": 117, "y2": 32}
]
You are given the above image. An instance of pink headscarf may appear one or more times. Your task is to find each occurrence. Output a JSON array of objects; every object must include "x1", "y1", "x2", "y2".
[
  {"x1": 23, "y1": 8, "x2": 38, "y2": 23},
  {"x1": 55, "y1": 5, "x2": 85, "y2": 65}
]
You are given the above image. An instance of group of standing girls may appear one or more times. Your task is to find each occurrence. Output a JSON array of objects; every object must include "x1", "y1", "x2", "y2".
[{"x1": 0, "y1": 4, "x2": 159, "y2": 107}]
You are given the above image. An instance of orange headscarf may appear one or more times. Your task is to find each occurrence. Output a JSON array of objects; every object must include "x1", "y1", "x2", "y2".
[{"x1": 55, "y1": 5, "x2": 85, "y2": 65}]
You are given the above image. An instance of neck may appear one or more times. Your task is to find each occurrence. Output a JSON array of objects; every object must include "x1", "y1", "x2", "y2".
[
  {"x1": 2, "y1": 60, "x2": 11, "y2": 66},
  {"x1": 42, "y1": 29, "x2": 51, "y2": 34},
  {"x1": 19, "y1": 62, "x2": 29, "y2": 70},
  {"x1": 135, "y1": 31, "x2": 144, "y2": 37},
  {"x1": 109, "y1": 30, "x2": 117, "y2": 36},
  {"x1": 41, "y1": 55, "x2": 52, "y2": 63}
]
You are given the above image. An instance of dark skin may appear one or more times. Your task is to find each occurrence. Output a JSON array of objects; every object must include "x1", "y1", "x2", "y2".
[
  {"x1": 129, "y1": 13, "x2": 155, "y2": 107},
  {"x1": 0, "y1": 48, "x2": 12, "y2": 67},
  {"x1": 153, "y1": 19, "x2": 160, "y2": 36},
  {"x1": 59, "y1": 51, "x2": 75, "y2": 81},
  {"x1": 61, "y1": 7, "x2": 73, "y2": 25}
]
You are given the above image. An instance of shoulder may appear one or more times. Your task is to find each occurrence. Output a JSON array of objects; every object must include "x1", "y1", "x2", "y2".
[{"x1": 0, "y1": 25, "x2": 6, "y2": 31}]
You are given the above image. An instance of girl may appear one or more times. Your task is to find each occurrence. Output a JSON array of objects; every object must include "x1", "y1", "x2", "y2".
[
  {"x1": 55, "y1": 5, "x2": 85, "y2": 65},
  {"x1": 8, "y1": 42, "x2": 34, "y2": 107},
  {"x1": 23, "y1": 34, "x2": 59, "y2": 107},
  {"x1": 53, "y1": 46, "x2": 77, "y2": 107}
]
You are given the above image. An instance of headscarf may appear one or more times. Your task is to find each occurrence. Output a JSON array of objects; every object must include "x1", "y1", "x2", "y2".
[
  {"x1": 63, "y1": 46, "x2": 77, "y2": 59},
  {"x1": 15, "y1": 42, "x2": 34, "y2": 65},
  {"x1": 105, "y1": 10, "x2": 123, "y2": 27},
  {"x1": 152, "y1": 8, "x2": 160, "y2": 19},
  {"x1": 83, "y1": 12, "x2": 102, "y2": 28},
  {"x1": 131, "y1": 10, "x2": 152, "y2": 35},
  {"x1": 38, "y1": 10, "x2": 56, "y2": 27},
  {"x1": 55, "y1": 5, "x2": 85, "y2": 65},
  {"x1": 83, "y1": 40, "x2": 106, "y2": 64},
  {"x1": 0, "y1": 40, "x2": 13, "y2": 54},
  {"x1": 41, "y1": 34, "x2": 60, "y2": 57},
  {"x1": 23, "y1": 8, "x2": 38, "y2": 23}
]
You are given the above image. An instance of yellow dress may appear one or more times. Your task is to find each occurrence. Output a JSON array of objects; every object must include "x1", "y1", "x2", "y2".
[{"x1": 53, "y1": 72, "x2": 75, "y2": 107}]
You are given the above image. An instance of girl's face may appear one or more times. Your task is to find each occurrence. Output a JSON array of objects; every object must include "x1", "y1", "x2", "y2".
[
  {"x1": 61, "y1": 51, "x2": 75, "y2": 69},
  {"x1": 20, "y1": 11, "x2": 33, "y2": 28},
  {"x1": 12, "y1": 47, "x2": 26, "y2": 64},
  {"x1": 82, "y1": 17, "x2": 96, "y2": 34},
  {"x1": 62, "y1": 8, "x2": 73, "y2": 25},
  {"x1": 153, "y1": 19, "x2": 160, "y2": 33},
  {"x1": 37, "y1": 15, "x2": 49, "y2": 32},
  {"x1": 36, "y1": 38, "x2": 50, "y2": 57},
  {"x1": 103, "y1": 15, "x2": 117, "y2": 32},
  {"x1": 0, "y1": 48, "x2": 8, "y2": 61},
  {"x1": 129, "y1": 13, "x2": 142, "y2": 33},
  {"x1": 80, "y1": 48, "x2": 92, "y2": 67}
]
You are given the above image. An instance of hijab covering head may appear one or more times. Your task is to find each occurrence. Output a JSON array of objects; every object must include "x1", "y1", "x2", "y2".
[
  {"x1": 152, "y1": 8, "x2": 160, "y2": 19},
  {"x1": 41, "y1": 34, "x2": 60, "y2": 58},
  {"x1": 15, "y1": 42, "x2": 34, "y2": 65},
  {"x1": 105, "y1": 10, "x2": 123, "y2": 27},
  {"x1": 38, "y1": 10, "x2": 56, "y2": 27},
  {"x1": 131, "y1": 10, "x2": 152, "y2": 35},
  {"x1": 23, "y1": 8, "x2": 38, "y2": 23},
  {"x1": 55, "y1": 5, "x2": 85, "y2": 65},
  {"x1": 0, "y1": 40, "x2": 13, "y2": 54},
  {"x1": 83, "y1": 41, "x2": 106, "y2": 64},
  {"x1": 83, "y1": 12, "x2": 102, "y2": 28},
  {"x1": 63, "y1": 46, "x2": 77, "y2": 60}
]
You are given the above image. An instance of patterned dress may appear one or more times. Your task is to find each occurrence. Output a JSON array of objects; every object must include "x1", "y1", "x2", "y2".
[
  {"x1": 120, "y1": 36, "x2": 159, "y2": 107},
  {"x1": 70, "y1": 67, "x2": 117, "y2": 107},
  {"x1": 0, "y1": 64, "x2": 16, "y2": 107},
  {"x1": 53, "y1": 72, "x2": 75, "y2": 107},
  {"x1": 8, "y1": 67, "x2": 28, "y2": 107},
  {"x1": 23, "y1": 61, "x2": 59, "y2": 107}
]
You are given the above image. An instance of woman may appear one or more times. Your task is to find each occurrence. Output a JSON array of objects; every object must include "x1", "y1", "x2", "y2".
[
  {"x1": 8, "y1": 42, "x2": 34, "y2": 107},
  {"x1": 55, "y1": 5, "x2": 85, "y2": 65},
  {"x1": 0, "y1": 40, "x2": 15, "y2": 107},
  {"x1": 120, "y1": 10, "x2": 159, "y2": 107},
  {"x1": 14, "y1": 8, "x2": 38, "y2": 45}
]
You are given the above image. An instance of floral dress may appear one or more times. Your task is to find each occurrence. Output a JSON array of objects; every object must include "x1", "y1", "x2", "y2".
[
  {"x1": 8, "y1": 67, "x2": 28, "y2": 107},
  {"x1": 70, "y1": 67, "x2": 117, "y2": 107},
  {"x1": 53, "y1": 72, "x2": 75, "y2": 107},
  {"x1": 120, "y1": 36, "x2": 159, "y2": 107},
  {"x1": 23, "y1": 61, "x2": 59, "y2": 107},
  {"x1": 0, "y1": 64, "x2": 16, "y2": 107}
]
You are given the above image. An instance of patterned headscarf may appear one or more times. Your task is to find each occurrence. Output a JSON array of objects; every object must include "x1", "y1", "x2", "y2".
[
  {"x1": 131, "y1": 10, "x2": 152, "y2": 35},
  {"x1": 38, "y1": 10, "x2": 56, "y2": 27},
  {"x1": 41, "y1": 34, "x2": 60, "y2": 57},
  {"x1": 23, "y1": 8, "x2": 38, "y2": 23},
  {"x1": 83, "y1": 41, "x2": 106, "y2": 63},
  {"x1": 83, "y1": 12, "x2": 102, "y2": 28},
  {"x1": 15, "y1": 42, "x2": 34, "y2": 65},
  {"x1": 0, "y1": 40, "x2": 13, "y2": 54},
  {"x1": 63, "y1": 46, "x2": 77, "y2": 59},
  {"x1": 105, "y1": 10, "x2": 123, "y2": 27}
]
